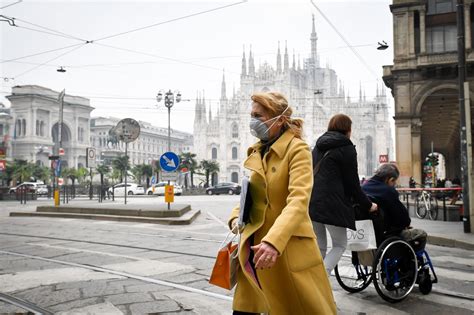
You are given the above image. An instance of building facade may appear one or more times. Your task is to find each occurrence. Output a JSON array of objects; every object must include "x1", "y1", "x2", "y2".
[
  {"x1": 383, "y1": 0, "x2": 474, "y2": 185},
  {"x1": 2, "y1": 86, "x2": 193, "y2": 170},
  {"x1": 5, "y1": 85, "x2": 93, "y2": 168},
  {"x1": 194, "y1": 16, "x2": 393, "y2": 184},
  {"x1": 90, "y1": 117, "x2": 193, "y2": 167}
]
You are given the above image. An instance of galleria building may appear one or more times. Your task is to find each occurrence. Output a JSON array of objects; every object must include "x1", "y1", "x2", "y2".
[{"x1": 193, "y1": 16, "x2": 393, "y2": 184}]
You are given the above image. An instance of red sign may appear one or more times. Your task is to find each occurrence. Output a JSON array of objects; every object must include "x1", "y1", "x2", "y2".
[
  {"x1": 58, "y1": 177, "x2": 64, "y2": 186},
  {"x1": 59, "y1": 148, "x2": 65, "y2": 155},
  {"x1": 0, "y1": 160, "x2": 6, "y2": 172},
  {"x1": 181, "y1": 167, "x2": 188, "y2": 173},
  {"x1": 379, "y1": 155, "x2": 389, "y2": 163}
]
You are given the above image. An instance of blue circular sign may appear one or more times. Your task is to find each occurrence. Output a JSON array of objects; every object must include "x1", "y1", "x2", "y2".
[{"x1": 160, "y1": 152, "x2": 180, "y2": 172}]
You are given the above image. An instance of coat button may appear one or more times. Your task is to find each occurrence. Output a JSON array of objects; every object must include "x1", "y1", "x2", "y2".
[{"x1": 271, "y1": 167, "x2": 276, "y2": 172}]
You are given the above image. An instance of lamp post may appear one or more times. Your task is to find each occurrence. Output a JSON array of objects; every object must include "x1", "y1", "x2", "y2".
[
  {"x1": 156, "y1": 90, "x2": 181, "y2": 153},
  {"x1": 156, "y1": 90, "x2": 181, "y2": 210}
]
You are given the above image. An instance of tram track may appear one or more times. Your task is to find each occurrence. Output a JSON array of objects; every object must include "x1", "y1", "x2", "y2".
[
  {"x1": 0, "y1": 249, "x2": 232, "y2": 302},
  {"x1": 0, "y1": 292, "x2": 53, "y2": 315},
  {"x1": 0, "y1": 232, "x2": 217, "y2": 259}
]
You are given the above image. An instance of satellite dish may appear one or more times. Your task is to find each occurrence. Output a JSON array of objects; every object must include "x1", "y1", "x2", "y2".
[{"x1": 115, "y1": 118, "x2": 140, "y2": 143}]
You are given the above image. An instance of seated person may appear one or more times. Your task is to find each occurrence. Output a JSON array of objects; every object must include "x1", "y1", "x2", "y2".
[{"x1": 362, "y1": 163, "x2": 427, "y2": 251}]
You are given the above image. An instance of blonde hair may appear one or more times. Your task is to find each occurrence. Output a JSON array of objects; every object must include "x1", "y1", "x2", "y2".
[{"x1": 251, "y1": 92, "x2": 304, "y2": 139}]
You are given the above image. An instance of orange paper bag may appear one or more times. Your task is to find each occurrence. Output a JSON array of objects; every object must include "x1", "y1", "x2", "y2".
[{"x1": 209, "y1": 240, "x2": 239, "y2": 290}]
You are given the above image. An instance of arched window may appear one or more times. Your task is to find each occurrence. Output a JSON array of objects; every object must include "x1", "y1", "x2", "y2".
[
  {"x1": 232, "y1": 123, "x2": 239, "y2": 138},
  {"x1": 212, "y1": 147, "x2": 217, "y2": 159},
  {"x1": 22, "y1": 119, "x2": 26, "y2": 136},
  {"x1": 232, "y1": 147, "x2": 238, "y2": 160},
  {"x1": 231, "y1": 172, "x2": 239, "y2": 183}
]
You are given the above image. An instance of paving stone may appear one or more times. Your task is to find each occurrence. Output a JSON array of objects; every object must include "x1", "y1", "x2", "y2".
[
  {"x1": 48, "y1": 297, "x2": 102, "y2": 312},
  {"x1": 154, "y1": 271, "x2": 208, "y2": 284},
  {"x1": 104, "y1": 292, "x2": 154, "y2": 305},
  {"x1": 56, "y1": 301, "x2": 124, "y2": 315},
  {"x1": 15, "y1": 287, "x2": 81, "y2": 307},
  {"x1": 81, "y1": 282, "x2": 124, "y2": 298},
  {"x1": 0, "y1": 300, "x2": 29, "y2": 313},
  {"x1": 124, "y1": 283, "x2": 170, "y2": 293},
  {"x1": 115, "y1": 304, "x2": 131, "y2": 315},
  {"x1": 56, "y1": 279, "x2": 110, "y2": 290},
  {"x1": 128, "y1": 300, "x2": 181, "y2": 314}
]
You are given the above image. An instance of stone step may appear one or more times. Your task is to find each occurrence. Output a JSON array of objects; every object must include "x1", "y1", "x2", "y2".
[
  {"x1": 35, "y1": 204, "x2": 191, "y2": 218},
  {"x1": 9, "y1": 209, "x2": 201, "y2": 225}
]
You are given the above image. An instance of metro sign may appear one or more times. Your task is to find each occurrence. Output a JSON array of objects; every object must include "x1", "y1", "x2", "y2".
[
  {"x1": 379, "y1": 154, "x2": 389, "y2": 164},
  {"x1": 59, "y1": 148, "x2": 65, "y2": 156}
]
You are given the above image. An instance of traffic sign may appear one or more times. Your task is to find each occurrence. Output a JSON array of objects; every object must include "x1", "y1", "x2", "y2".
[
  {"x1": 379, "y1": 154, "x2": 388, "y2": 164},
  {"x1": 161, "y1": 171, "x2": 177, "y2": 181},
  {"x1": 86, "y1": 148, "x2": 96, "y2": 168},
  {"x1": 151, "y1": 175, "x2": 156, "y2": 185},
  {"x1": 160, "y1": 152, "x2": 180, "y2": 172},
  {"x1": 59, "y1": 148, "x2": 65, "y2": 156},
  {"x1": 58, "y1": 177, "x2": 64, "y2": 186},
  {"x1": 0, "y1": 160, "x2": 6, "y2": 172}
]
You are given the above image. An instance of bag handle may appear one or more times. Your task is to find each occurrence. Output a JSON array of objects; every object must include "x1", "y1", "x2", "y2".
[{"x1": 313, "y1": 150, "x2": 331, "y2": 175}]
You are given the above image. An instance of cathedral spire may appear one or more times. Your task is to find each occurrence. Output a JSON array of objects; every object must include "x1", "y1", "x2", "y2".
[
  {"x1": 221, "y1": 69, "x2": 227, "y2": 101},
  {"x1": 292, "y1": 49, "x2": 296, "y2": 70},
  {"x1": 201, "y1": 90, "x2": 207, "y2": 123},
  {"x1": 284, "y1": 40, "x2": 289, "y2": 72},
  {"x1": 194, "y1": 91, "x2": 200, "y2": 124},
  {"x1": 359, "y1": 82, "x2": 362, "y2": 103},
  {"x1": 208, "y1": 101, "x2": 212, "y2": 123},
  {"x1": 276, "y1": 41, "x2": 282, "y2": 73},
  {"x1": 241, "y1": 45, "x2": 247, "y2": 77},
  {"x1": 310, "y1": 14, "x2": 318, "y2": 67},
  {"x1": 298, "y1": 54, "x2": 301, "y2": 71},
  {"x1": 248, "y1": 45, "x2": 255, "y2": 76}
]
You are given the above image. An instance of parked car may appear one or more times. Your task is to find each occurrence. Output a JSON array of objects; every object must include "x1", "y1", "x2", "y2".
[
  {"x1": 9, "y1": 182, "x2": 48, "y2": 195},
  {"x1": 206, "y1": 182, "x2": 241, "y2": 195},
  {"x1": 108, "y1": 183, "x2": 145, "y2": 196},
  {"x1": 146, "y1": 182, "x2": 183, "y2": 196}
]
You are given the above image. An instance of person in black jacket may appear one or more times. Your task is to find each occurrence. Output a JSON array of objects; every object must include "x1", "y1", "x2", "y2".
[
  {"x1": 362, "y1": 163, "x2": 427, "y2": 250},
  {"x1": 309, "y1": 114, "x2": 377, "y2": 273}
]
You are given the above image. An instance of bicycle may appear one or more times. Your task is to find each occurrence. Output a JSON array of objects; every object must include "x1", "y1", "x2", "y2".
[{"x1": 415, "y1": 189, "x2": 438, "y2": 220}]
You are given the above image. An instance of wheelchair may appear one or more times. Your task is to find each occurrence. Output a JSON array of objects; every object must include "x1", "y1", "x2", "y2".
[{"x1": 334, "y1": 224, "x2": 438, "y2": 303}]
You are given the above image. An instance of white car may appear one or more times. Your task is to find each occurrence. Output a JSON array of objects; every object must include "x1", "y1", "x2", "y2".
[
  {"x1": 146, "y1": 182, "x2": 183, "y2": 196},
  {"x1": 9, "y1": 182, "x2": 48, "y2": 195},
  {"x1": 108, "y1": 183, "x2": 145, "y2": 196}
]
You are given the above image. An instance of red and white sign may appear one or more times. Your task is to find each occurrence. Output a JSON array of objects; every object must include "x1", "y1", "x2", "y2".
[
  {"x1": 58, "y1": 177, "x2": 64, "y2": 186},
  {"x1": 0, "y1": 160, "x2": 6, "y2": 172},
  {"x1": 379, "y1": 155, "x2": 389, "y2": 164},
  {"x1": 59, "y1": 148, "x2": 65, "y2": 156}
]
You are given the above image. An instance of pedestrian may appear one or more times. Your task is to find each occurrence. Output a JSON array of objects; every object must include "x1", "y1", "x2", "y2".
[
  {"x1": 362, "y1": 163, "x2": 427, "y2": 251},
  {"x1": 228, "y1": 92, "x2": 336, "y2": 315},
  {"x1": 409, "y1": 176, "x2": 416, "y2": 188},
  {"x1": 309, "y1": 114, "x2": 377, "y2": 274}
]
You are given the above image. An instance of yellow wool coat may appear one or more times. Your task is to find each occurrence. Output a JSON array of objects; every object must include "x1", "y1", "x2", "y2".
[{"x1": 228, "y1": 130, "x2": 337, "y2": 315}]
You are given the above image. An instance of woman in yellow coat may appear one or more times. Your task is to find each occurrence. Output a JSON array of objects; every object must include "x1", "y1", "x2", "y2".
[{"x1": 228, "y1": 92, "x2": 336, "y2": 315}]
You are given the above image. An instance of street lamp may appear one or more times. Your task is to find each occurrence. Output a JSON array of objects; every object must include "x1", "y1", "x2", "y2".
[{"x1": 156, "y1": 89, "x2": 181, "y2": 153}]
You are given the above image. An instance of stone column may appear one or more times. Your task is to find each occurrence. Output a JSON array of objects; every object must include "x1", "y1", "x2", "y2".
[
  {"x1": 408, "y1": 11, "x2": 415, "y2": 55},
  {"x1": 420, "y1": 8, "x2": 426, "y2": 53},
  {"x1": 466, "y1": 4, "x2": 472, "y2": 50},
  {"x1": 395, "y1": 119, "x2": 413, "y2": 186},
  {"x1": 32, "y1": 108, "x2": 37, "y2": 137},
  {"x1": 411, "y1": 119, "x2": 423, "y2": 184}
]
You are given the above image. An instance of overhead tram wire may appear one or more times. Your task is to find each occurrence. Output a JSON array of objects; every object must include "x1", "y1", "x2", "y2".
[
  {"x1": 0, "y1": 0, "x2": 22, "y2": 10},
  {"x1": 309, "y1": 0, "x2": 380, "y2": 79},
  {"x1": 14, "y1": 43, "x2": 86, "y2": 78},
  {"x1": 93, "y1": 0, "x2": 248, "y2": 42},
  {"x1": 0, "y1": 43, "x2": 85, "y2": 64},
  {"x1": 15, "y1": 25, "x2": 85, "y2": 41},
  {"x1": 13, "y1": 16, "x2": 86, "y2": 42}
]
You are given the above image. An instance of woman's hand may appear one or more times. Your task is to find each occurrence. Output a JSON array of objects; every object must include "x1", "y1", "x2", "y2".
[
  {"x1": 251, "y1": 242, "x2": 278, "y2": 269},
  {"x1": 369, "y1": 202, "x2": 378, "y2": 213}
]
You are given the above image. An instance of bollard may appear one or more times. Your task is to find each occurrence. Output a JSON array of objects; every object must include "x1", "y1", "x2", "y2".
[{"x1": 54, "y1": 189, "x2": 60, "y2": 206}]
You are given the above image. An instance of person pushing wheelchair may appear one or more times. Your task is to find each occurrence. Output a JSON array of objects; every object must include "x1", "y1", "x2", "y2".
[{"x1": 362, "y1": 163, "x2": 427, "y2": 251}]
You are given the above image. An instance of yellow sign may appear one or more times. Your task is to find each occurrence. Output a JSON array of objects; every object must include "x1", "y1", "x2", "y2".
[{"x1": 165, "y1": 185, "x2": 174, "y2": 203}]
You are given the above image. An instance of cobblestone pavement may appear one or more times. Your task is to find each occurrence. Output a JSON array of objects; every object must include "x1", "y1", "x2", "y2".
[{"x1": 0, "y1": 195, "x2": 473, "y2": 314}]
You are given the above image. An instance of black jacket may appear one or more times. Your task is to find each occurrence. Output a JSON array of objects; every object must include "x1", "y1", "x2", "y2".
[
  {"x1": 362, "y1": 176, "x2": 411, "y2": 234},
  {"x1": 309, "y1": 131, "x2": 372, "y2": 230}
]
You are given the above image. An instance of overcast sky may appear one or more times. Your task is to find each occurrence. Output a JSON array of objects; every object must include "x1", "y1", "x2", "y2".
[{"x1": 0, "y1": 0, "x2": 393, "y2": 133}]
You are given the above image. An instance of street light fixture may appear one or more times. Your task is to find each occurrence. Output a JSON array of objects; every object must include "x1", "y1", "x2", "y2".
[
  {"x1": 156, "y1": 89, "x2": 182, "y2": 153},
  {"x1": 377, "y1": 41, "x2": 389, "y2": 50}
]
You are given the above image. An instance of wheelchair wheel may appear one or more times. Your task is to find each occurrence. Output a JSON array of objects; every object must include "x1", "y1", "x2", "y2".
[
  {"x1": 372, "y1": 237, "x2": 418, "y2": 303},
  {"x1": 335, "y1": 252, "x2": 372, "y2": 293},
  {"x1": 418, "y1": 268, "x2": 432, "y2": 295}
]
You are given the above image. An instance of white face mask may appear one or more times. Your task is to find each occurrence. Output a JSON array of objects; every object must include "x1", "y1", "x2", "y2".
[{"x1": 249, "y1": 106, "x2": 289, "y2": 140}]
